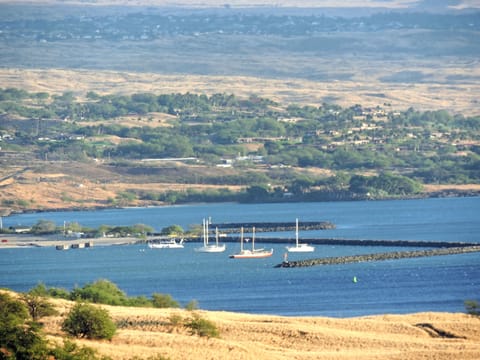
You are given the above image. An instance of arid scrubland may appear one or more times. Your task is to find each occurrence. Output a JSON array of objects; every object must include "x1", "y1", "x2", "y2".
[
  {"x1": 35, "y1": 296, "x2": 480, "y2": 360},
  {"x1": 1, "y1": 61, "x2": 479, "y2": 116}
]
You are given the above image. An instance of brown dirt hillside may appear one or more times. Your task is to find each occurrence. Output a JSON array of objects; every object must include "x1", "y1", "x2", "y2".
[
  {"x1": 1, "y1": 160, "x2": 479, "y2": 214},
  {"x1": 34, "y1": 296, "x2": 480, "y2": 360},
  {"x1": 0, "y1": 161, "x2": 246, "y2": 213}
]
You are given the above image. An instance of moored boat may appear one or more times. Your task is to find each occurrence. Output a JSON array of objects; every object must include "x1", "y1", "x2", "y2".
[
  {"x1": 286, "y1": 218, "x2": 315, "y2": 253},
  {"x1": 230, "y1": 227, "x2": 273, "y2": 259},
  {"x1": 148, "y1": 238, "x2": 184, "y2": 249},
  {"x1": 195, "y1": 218, "x2": 226, "y2": 253}
]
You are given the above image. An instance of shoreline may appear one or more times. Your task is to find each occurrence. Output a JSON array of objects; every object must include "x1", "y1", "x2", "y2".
[
  {"x1": 0, "y1": 233, "x2": 143, "y2": 249},
  {"x1": 1, "y1": 189, "x2": 480, "y2": 217}
]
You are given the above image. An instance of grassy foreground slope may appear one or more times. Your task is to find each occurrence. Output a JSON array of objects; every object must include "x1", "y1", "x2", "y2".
[{"x1": 28, "y1": 294, "x2": 480, "y2": 360}]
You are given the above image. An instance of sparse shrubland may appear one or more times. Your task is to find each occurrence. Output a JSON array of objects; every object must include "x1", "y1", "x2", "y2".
[
  {"x1": 32, "y1": 279, "x2": 195, "y2": 309},
  {"x1": 0, "y1": 291, "x2": 111, "y2": 360},
  {"x1": 1, "y1": 281, "x2": 218, "y2": 359}
]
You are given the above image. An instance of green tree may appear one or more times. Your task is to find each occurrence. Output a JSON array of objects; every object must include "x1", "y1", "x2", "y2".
[
  {"x1": 62, "y1": 303, "x2": 116, "y2": 340},
  {"x1": 0, "y1": 292, "x2": 49, "y2": 359},
  {"x1": 70, "y1": 279, "x2": 128, "y2": 305},
  {"x1": 22, "y1": 292, "x2": 58, "y2": 321},
  {"x1": 31, "y1": 219, "x2": 57, "y2": 234},
  {"x1": 244, "y1": 185, "x2": 270, "y2": 202},
  {"x1": 160, "y1": 225, "x2": 184, "y2": 236}
]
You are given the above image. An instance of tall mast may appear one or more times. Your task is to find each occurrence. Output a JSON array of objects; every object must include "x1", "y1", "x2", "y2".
[
  {"x1": 240, "y1": 227, "x2": 244, "y2": 252},
  {"x1": 296, "y1": 218, "x2": 299, "y2": 246},
  {"x1": 206, "y1": 218, "x2": 209, "y2": 245},
  {"x1": 252, "y1": 226, "x2": 255, "y2": 251}
]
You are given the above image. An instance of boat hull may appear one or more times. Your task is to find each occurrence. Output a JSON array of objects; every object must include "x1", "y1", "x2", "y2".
[
  {"x1": 229, "y1": 249, "x2": 273, "y2": 259},
  {"x1": 286, "y1": 244, "x2": 315, "y2": 252},
  {"x1": 195, "y1": 244, "x2": 226, "y2": 253},
  {"x1": 148, "y1": 239, "x2": 184, "y2": 249}
]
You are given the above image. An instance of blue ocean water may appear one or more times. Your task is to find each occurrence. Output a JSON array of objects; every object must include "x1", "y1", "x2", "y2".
[{"x1": 1, "y1": 197, "x2": 479, "y2": 317}]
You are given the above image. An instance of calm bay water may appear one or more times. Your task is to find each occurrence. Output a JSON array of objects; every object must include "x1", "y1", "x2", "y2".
[{"x1": 1, "y1": 197, "x2": 479, "y2": 317}]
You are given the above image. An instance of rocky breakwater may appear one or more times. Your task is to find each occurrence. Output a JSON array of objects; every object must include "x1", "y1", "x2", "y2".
[
  {"x1": 276, "y1": 245, "x2": 480, "y2": 268},
  {"x1": 213, "y1": 221, "x2": 335, "y2": 233}
]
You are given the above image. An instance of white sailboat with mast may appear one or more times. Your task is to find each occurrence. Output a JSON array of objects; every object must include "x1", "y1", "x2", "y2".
[
  {"x1": 230, "y1": 226, "x2": 273, "y2": 259},
  {"x1": 195, "y1": 218, "x2": 226, "y2": 253},
  {"x1": 286, "y1": 218, "x2": 315, "y2": 252}
]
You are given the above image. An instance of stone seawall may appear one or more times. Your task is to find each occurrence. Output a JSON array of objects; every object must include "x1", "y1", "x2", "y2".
[
  {"x1": 209, "y1": 236, "x2": 476, "y2": 249},
  {"x1": 276, "y1": 245, "x2": 480, "y2": 268},
  {"x1": 211, "y1": 221, "x2": 335, "y2": 233}
]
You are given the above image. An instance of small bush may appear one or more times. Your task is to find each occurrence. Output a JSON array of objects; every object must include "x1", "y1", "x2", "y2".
[
  {"x1": 465, "y1": 300, "x2": 480, "y2": 316},
  {"x1": 48, "y1": 287, "x2": 71, "y2": 299},
  {"x1": 152, "y1": 293, "x2": 179, "y2": 308},
  {"x1": 126, "y1": 295, "x2": 153, "y2": 307},
  {"x1": 49, "y1": 339, "x2": 112, "y2": 360},
  {"x1": 62, "y1": 303, "x2": 116, "y2": 340},
  {"x1": 185, "y1": 314, "x2": 219, "y2": 338},
  {"x1": 168, "y1": 314, "x2": 183, "y2": 327},
  {"x1": 184, "y1": 299, "x2": 199, "y2": 311}
]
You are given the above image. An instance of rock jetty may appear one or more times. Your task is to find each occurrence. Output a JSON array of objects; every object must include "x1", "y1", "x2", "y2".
[
  {"x1": 276, "y1": 245, "x2": 480, "y2": 268},
  {"x1": 212, "y1": 221, "x2": 335, "y2": 233}
]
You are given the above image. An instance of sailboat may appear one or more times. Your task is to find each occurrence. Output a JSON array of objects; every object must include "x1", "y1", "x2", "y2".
[
  {"x1": 195, "y1": 218, "x2": 226, "y2": 253},
  {"x1": 286, "y1": 218, "x2": 315, "y2": 252},
  {"x1": 229, "y1": 226, "x2": 273, "y2": 259}
]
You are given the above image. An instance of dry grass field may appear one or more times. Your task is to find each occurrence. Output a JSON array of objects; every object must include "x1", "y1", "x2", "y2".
[
  {"x1": 0, "y1": 160, "x2": 247, "y2": 212},
  {"x1": 15, "y1": 294, "x2": 480, "y2": 360},
  {"x1": 1, "y1": 66, "x2": 480, "y2": 116}
]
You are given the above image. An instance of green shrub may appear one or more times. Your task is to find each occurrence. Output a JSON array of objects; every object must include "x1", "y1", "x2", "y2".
[
  {"x1": 48, "y1": 287, "x2": 71, "y2": 299},
  {"x1": 70, "y1": 279, "x2": 127, "y2": 305},
  {"x1": 184, "y1": 314, "x2": 219, "y2": 338},
  {"x1": 126, "y1": 295, "x2": 153, "y2": 307},
  {"x1": 152, "y1": 293, "x2": 180, "y2": 308},
  {"x1": 62, "y1": 303, "x2": 116, "y2": 340},
  {"x1": 49, "y1": 339, "x2": 112, "y2": 360},
  {"x1": 465, "y1": 300, "x2": 480, "y2": 316},
  {"x1": 29, "y1": 282, "x2": 70, "y2": 299},
  {"x1": 184, "y1": 299, "x2": 199, "y2": 311},
  {"x1": 168, "y1": 314, "x2": 183, "y2": 327}
]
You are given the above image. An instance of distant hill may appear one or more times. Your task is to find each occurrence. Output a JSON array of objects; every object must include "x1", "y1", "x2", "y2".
[{"x1": 1, "y1": 0, "x2": 479, "y2": 14}]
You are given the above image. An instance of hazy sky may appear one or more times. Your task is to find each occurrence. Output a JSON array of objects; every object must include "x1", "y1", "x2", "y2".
[{"x1": 1, "y1": 0, "x2": 479, "y2": 10}]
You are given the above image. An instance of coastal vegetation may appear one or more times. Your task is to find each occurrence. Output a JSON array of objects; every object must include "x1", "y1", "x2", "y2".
[
  {"x1": 29, "y1": 280, "x2": 195, "y2": 310},
  {"x1": 0, "y1": 280, "x2": 219, "y2": 359},
  {"x1": 1, "y1": 88, "x2": 478, "y2": 212},
  {"x1": 0, "y1": 291, "x2": 109, "y2": 360},
  {"x1": 1, "y1": 286, "x2": 479, "y2": 360}
]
